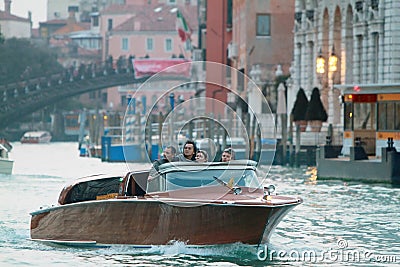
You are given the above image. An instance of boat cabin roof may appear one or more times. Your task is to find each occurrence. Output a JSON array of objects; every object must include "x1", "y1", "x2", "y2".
[
  {"x1": 58, "y1": 172, "x2": 127, "y2": 205},
  {"x1": 66, "y1": 173, "x2": 125, "y2": 185},
  {"x1": 335, "y1": 83, "x2": 400, "y2": 95},
  {"x1": 158, "y1": 160, "x2": 258, "y2": 174},
  {"x1": 58, "y1": 161, "x2": 260, "y2": 205},
  {"x1": 23, "y1": 131, "x2": 51, "y2": 137},
  {"x1": 153, "y1": 160, "x2": 261, "y2": 193}
]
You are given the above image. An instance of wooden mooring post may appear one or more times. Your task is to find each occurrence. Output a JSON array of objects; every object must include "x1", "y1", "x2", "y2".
[
  {"x1": 295, "y1": 124, "x2": 301, "y2": 167},
  {"x1": 288, "y1": 115, "x2": 294, "y2": 167}
]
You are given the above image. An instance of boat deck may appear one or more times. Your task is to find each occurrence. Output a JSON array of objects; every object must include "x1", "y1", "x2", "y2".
[{"x1": 326, "y1": 155, "x2": 382, "y2": 162}]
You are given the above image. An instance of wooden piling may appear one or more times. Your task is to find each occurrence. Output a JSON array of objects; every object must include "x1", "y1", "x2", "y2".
[
  {"x1": 295, "y1": 124, "x2": 301, "y2": 167},
  {"x1": 289, "y1": 114, "x2": 294, "y2": 166},
  {"x1": 281, "y1": 113, "x2": 287, "y2": 165}
]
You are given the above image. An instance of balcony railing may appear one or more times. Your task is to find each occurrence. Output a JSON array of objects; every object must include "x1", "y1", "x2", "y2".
[
  {"x1": 295, "y1": 11, "x2": 302, "y2": 23},
  {"x1": 371, "y1": 0, "x2": 379, "y2": 10},
  {"x1": 355, "y1": 1, "x2": 363, "y2": 12},
  {"x1": 306, "y1": 10, "x2": 314, "y2": 22}
]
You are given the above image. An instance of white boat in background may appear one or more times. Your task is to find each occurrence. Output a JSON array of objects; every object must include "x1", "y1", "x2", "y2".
[
  {"x1": 21, "y1": 131, "x2": 52, "y2": 144},
  {"x1": 0, "y1": 143, "x2": 13, "y2": 175}
]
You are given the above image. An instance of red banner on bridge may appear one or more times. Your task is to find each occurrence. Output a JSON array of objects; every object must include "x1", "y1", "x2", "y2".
[{"x1": 132, "y1": 59, "x2": 191, "y2": 79}]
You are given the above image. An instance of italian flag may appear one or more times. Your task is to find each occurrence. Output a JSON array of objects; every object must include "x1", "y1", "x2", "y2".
[{"x1": 176, "y1": 10, "x2": 191, "y2": 42}]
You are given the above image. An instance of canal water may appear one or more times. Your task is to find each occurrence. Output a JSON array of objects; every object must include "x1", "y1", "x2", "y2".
[{"x1": 0, "y1": 142, "x2": 399, "y2": 266}]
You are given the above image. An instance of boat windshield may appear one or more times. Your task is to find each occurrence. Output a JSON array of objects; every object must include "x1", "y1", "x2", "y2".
[{"x1": 165, "y1": 168, "x2": 261, "y2": 191}]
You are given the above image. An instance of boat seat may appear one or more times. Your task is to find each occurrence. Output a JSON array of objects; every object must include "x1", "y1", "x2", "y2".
[{"x1": 127, "y1": 171, "x2": 150, "y2": 197}]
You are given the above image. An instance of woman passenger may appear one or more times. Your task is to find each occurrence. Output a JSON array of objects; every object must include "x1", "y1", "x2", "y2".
[{"x1": 195, "y1": 150, "x2": 208, "y2": 163}]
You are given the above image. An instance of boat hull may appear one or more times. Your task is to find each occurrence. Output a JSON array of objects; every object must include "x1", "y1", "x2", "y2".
[
  {"x1": 30, "y1": 198, "x2": 298, "y2": 246},
  {"x1": 317, "y1": 146, "x2": 400, "y2": 184},
  {"x1": 21, "y1": 137, "x2": 52, "y2": 144},
  {"x1": 0, "y1": 158, "x2": 13, "y2": 175},
  {"x1": 20, "y1": 131, "x2": 52, "y2": 144}
]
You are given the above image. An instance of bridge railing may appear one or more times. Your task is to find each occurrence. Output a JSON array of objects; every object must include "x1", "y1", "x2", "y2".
[{"x1": 0, "y1": 57, "x2": 135, "y2": 103}]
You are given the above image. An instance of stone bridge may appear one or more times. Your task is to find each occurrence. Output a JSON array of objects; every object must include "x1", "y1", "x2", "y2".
[
  {"x1": 0, "y1": 56, "x2": 198, "y2": 131},
  {"x1": 0, "y1": 69, "x2": 149, "y2": 130},
  {"x1": 0, "y1": 51, "x2": 166, "y2": 130}
]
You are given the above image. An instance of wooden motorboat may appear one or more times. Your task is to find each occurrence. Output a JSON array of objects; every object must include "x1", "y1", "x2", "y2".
[
  {"x1": 30, "y1": 160, "x2": 302, "y2": 247},
  {"x1": 21, "y1": 131, "x2": 52, "y2": 144}
]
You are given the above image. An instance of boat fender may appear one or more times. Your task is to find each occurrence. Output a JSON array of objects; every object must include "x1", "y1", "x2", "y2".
[{"x1": 119, "y1": 177, "x2": 124, "y2": 195}]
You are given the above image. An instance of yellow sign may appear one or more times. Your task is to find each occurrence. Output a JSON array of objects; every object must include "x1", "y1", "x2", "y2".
[
  {"x1": 96, "y1": 193, "x2": 118, "y2": 200},
  {"x1": 377, "y1": 94, "x2": 400, "y2": 101},
  {"x1": 377, "y1": 132, "x2": 400, "y2": 140}
]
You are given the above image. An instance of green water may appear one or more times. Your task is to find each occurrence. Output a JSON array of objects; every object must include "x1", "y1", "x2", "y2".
[{"x1": 0, "y1": 143, "x2": 399, "y2": 266}]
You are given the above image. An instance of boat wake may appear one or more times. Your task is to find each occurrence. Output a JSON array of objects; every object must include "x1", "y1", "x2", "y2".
[{"x1": 95, "y1": 241, "x2": 260, "y2": 259}]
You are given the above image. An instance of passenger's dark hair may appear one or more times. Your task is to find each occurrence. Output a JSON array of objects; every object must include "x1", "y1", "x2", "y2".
[{"x1": 183, "y1": 140, "x2": 198, "y2": 160}]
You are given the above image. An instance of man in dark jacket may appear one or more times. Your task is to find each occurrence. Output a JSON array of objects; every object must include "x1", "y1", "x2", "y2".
[{"x1": 148, "y1": 145, "x2": 177, "y2": 184}]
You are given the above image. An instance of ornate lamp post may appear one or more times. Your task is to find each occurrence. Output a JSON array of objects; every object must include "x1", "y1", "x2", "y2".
[
  {"x1": 315, "y1": 46, "x2": 338, "y2": 125},
  {"x1": 328, "y1": 46, "x2": 338, "y2": 125}
]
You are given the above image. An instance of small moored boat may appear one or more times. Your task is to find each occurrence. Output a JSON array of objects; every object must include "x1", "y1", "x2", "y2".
[
  {"x1": 30, "y1": 160, "x2": 302, "y2": 247},
  {"x1": 21, "y1": 131, "x2": 52, "y2": 144},
  {"x1": 0, "y1": 143, "x2": 13, "y2": 175}
]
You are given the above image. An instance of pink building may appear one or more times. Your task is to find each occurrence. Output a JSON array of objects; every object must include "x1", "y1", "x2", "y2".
[
  {"x1": 204, "y1": 0, "x2": 232, "y2": 116},
  {"x1": 98, "y1": 1, "x2": 198, "y2": 113},
  {"x1": 100, "y1": 2, "x2": 197, "y2": 60}
]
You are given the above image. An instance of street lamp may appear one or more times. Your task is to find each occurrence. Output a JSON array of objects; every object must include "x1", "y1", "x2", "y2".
[
  {"x1": 316, "y1": 49, "x2": 325, "y2": 75},
  {"x1": 316, "y1": 49, "x2": 326, "y2": 87},
  {"x1": 328, "y1": 46, "x2": 338, "y2": 73},
  {"x1": 316, "y1": 47, "x2": 338, "y2": 75},
  {"x1": 328, "y1": 46, "x2": 338, "y2": 124},
  {"x1": 315, "y1": 46, "x2": 339, "y2": 126}
]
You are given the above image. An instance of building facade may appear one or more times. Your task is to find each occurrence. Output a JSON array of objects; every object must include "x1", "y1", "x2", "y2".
[
  {"x1": 99, "y1": 1, "x2": 198, "y2": 113},
  {"x1": 46, "y1": 0, "x2": 195, "y2": 23},
  {"x1": 42, "y1": 1, "x2": 198, "y2": 112},
  {"x1": 47, "y1": 0, "x2": 125, "y2": 23},
  {"x1": 0, "y1": 0, "x2": 31, "y2": 39},
  {"x1": 231, "y1": 0, "x2": 294, "y2": 111},
  {"x1": 101, "y1": 1, "x2": 197, "y2": 61},
  {"x1": 204, "y1": 0, "x2": 232, "y2": 115},
  {"x1": 291, "y1": 0, "x2": 400, "y2": 128}
]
